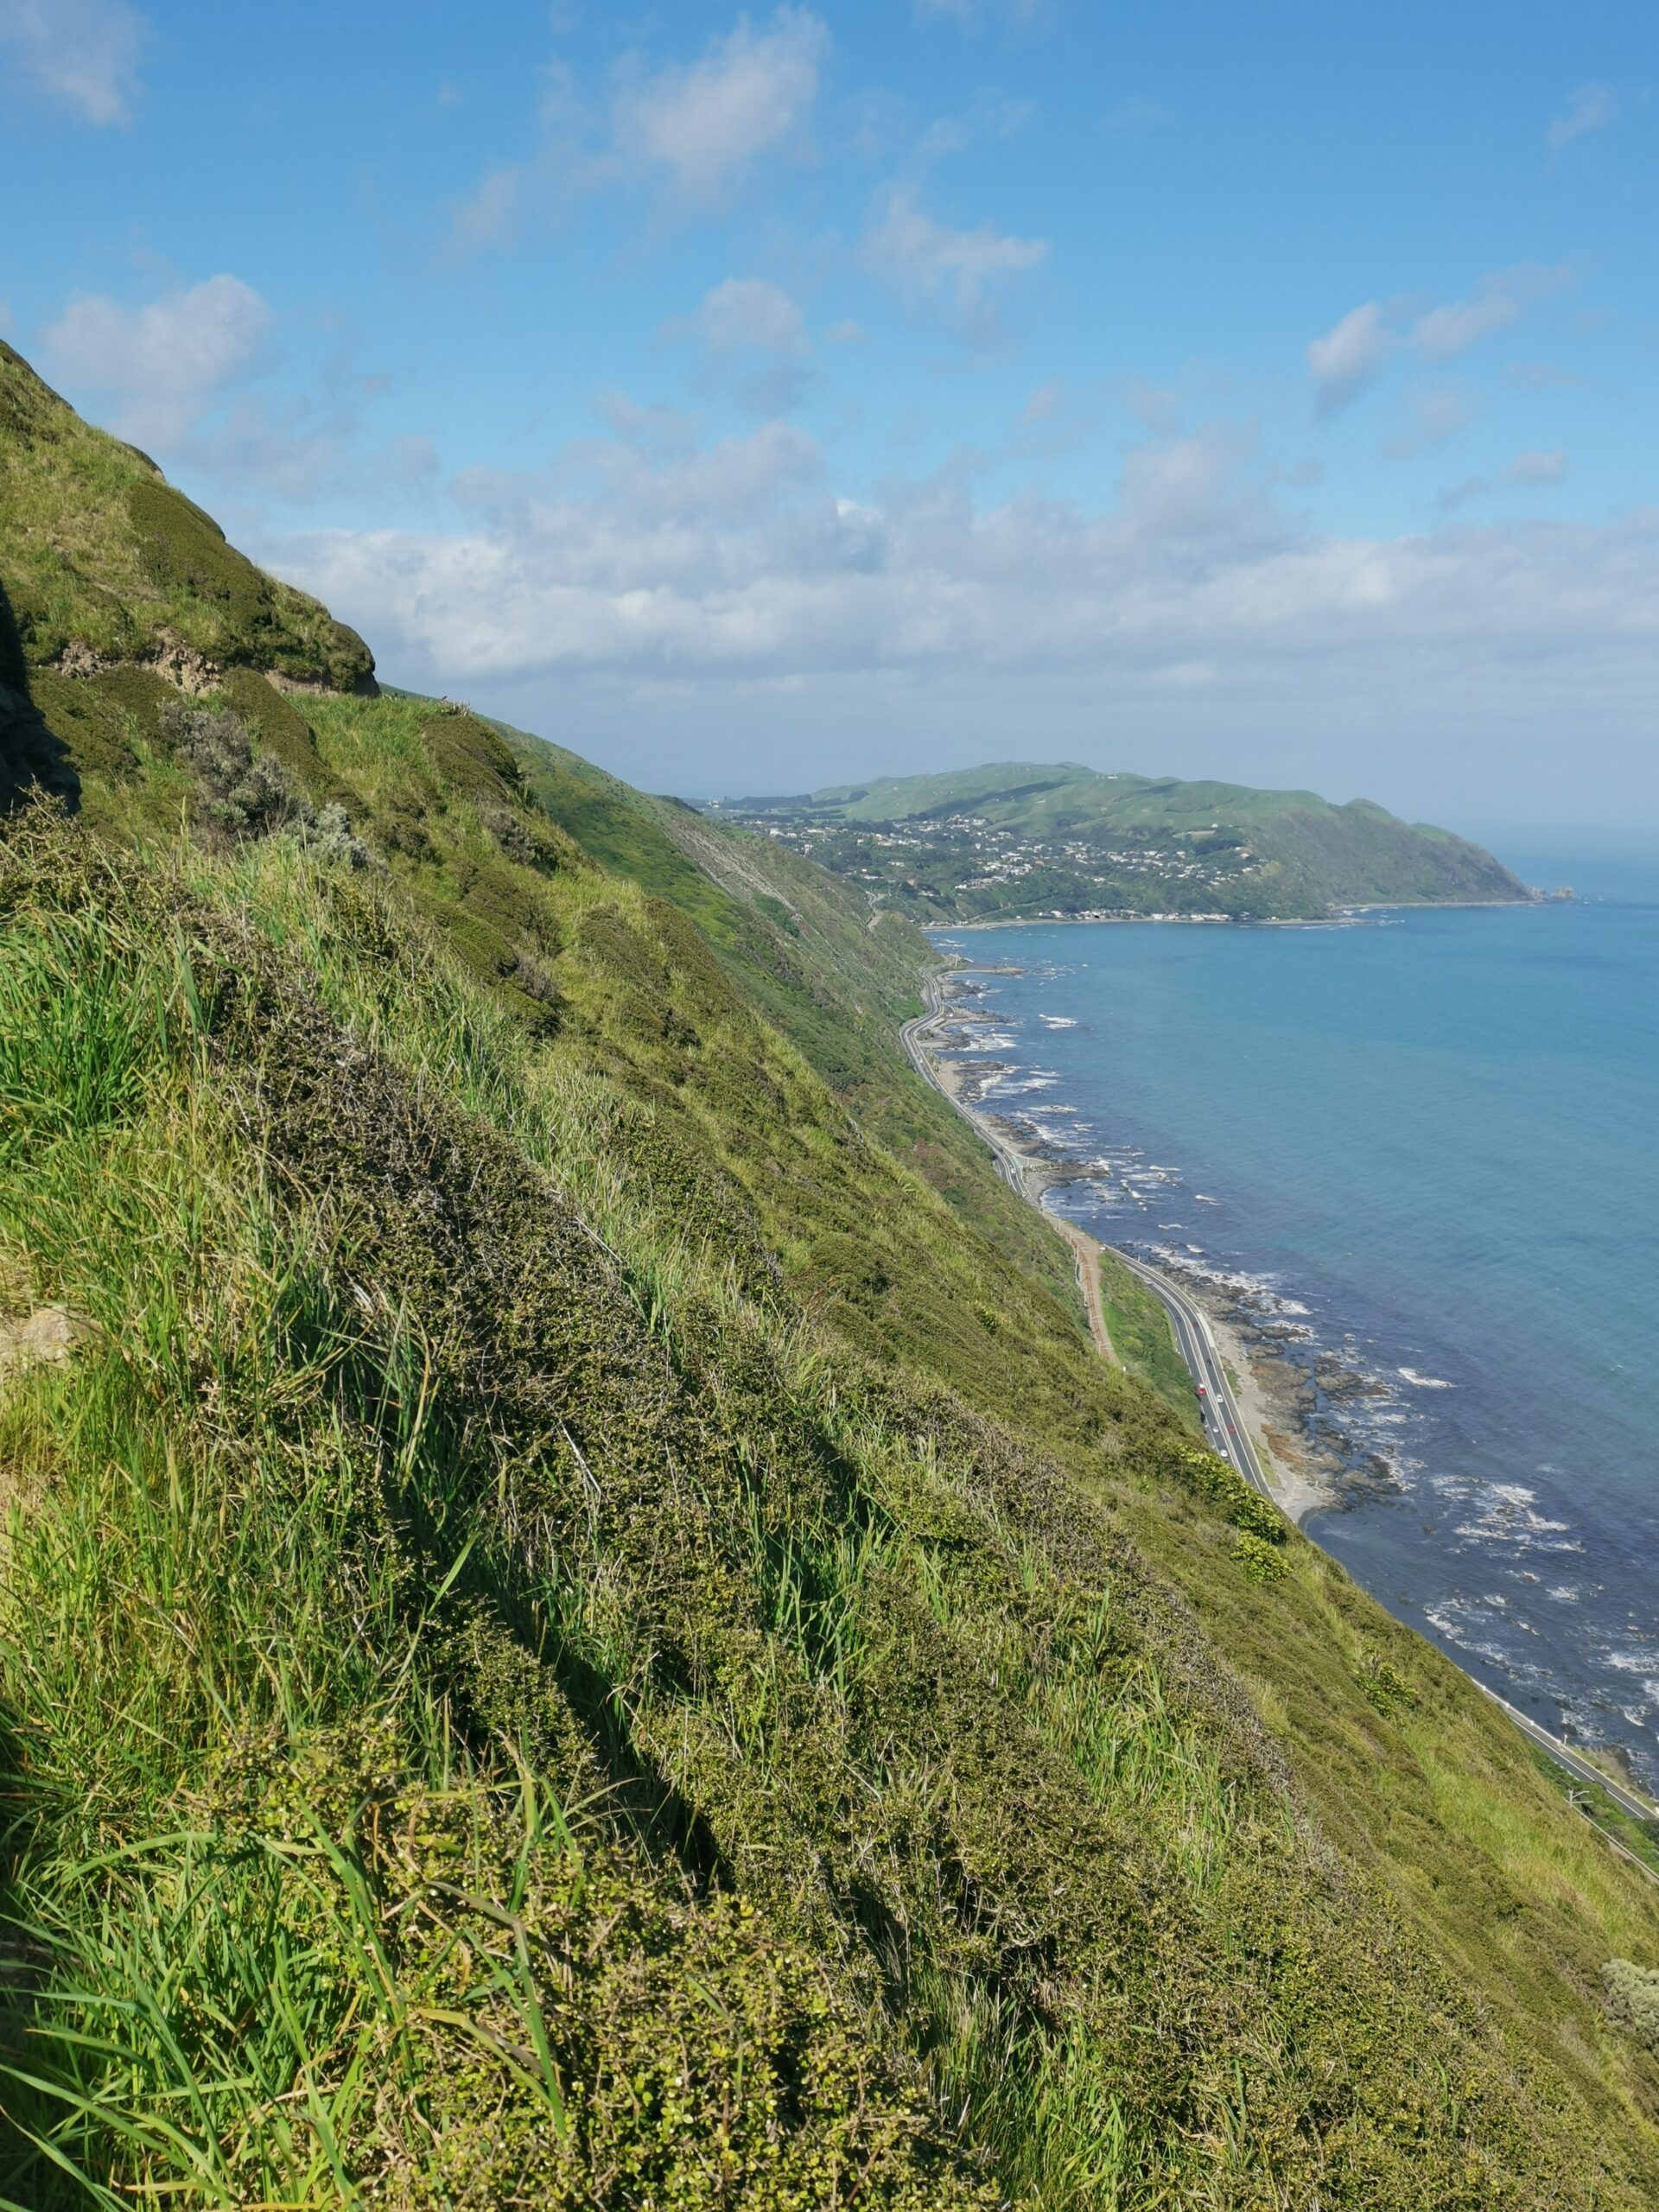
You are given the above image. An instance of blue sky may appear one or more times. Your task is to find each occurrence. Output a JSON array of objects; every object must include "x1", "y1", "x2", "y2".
[{"x1": 3, "y1": 0, "x2": 1656, "y2": 844}]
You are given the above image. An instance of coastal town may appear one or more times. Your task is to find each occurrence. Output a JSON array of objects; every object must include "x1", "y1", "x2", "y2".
[{"x1": 709, "y1": 801, "x2": 1266, "y2": 921}]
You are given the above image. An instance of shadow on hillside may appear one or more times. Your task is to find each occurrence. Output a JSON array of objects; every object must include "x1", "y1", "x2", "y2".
[
  {"x1": 0, "y1": 579, "x2": 79, "y2": 816},
  {"x1": 0, "y1": 1703, "x2": 79, "y2": 2203}
]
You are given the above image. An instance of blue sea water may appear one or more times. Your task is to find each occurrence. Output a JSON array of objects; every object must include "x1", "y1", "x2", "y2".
[{"x1": 932, "y1": 887, "x2": 1659, "y2": 1790}]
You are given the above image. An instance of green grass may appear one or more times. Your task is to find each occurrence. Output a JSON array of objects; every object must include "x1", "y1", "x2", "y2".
[
  {"x1": 0, "y1": 344, "x2": 371, "y2": 689},
  {"x1": 1532, "y1": 1755, "x2": 1659, "y2": 1885},
  {"x1": 3, "y1": 349, "x2": 1659, "y2": 2206},
  {"x1": 1096, "y1": 1250, "x2": 1199, "y2": 1421},
  {"x1": 3, "y1": 810, "x2": 1657, "y2": 2208}
]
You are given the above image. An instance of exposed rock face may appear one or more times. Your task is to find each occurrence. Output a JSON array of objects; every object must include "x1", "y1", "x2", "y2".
[
  {"x1": 0, "y1": 1305, "x2": 89, "y2": 1379},
  {"x1": 52, "y1": 640, "x2": 109, "y2": 679},
  {"x1": 146, "y1": 629, "x2": 221, "y2": 696}
]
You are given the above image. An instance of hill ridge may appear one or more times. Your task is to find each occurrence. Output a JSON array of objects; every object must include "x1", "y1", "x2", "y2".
[{"x1": 715, "y1": 758, "x2": 1531, "y2": 920}]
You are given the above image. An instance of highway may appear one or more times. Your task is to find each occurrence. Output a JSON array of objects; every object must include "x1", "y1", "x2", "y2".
[
  {"x1": 1110, "y1": 1250, "x2": 1270, "y2": 1495},
  {"x1": 901, "y1": 976, "x2": 1268, "y2": 1493},
  {"x1": 899, "y1": 961, "x2": 1659, "y2": 1840},
  {"x1": 1475, "y1": 1685, "x2": 1659, "y2": 1827}
]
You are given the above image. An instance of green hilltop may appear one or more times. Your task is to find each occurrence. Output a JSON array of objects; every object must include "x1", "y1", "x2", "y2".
[
  {"x1": 3, "y1": 343, "x2": 1657, "y2": 2208},
  {"x1": 718, "y1": 759, "x2": 1531, "y2": 921}
]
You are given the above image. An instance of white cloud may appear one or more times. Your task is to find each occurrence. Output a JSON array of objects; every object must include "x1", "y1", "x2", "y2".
[
  {"x1": 266, "y1": 423, "x2": 1652, "y2": 755},
  {"x1": 39, "y1": 275, "x2": 273, "y2": 447},
  {"x1": 1442, "y1": 450, "x2": 1569, "y2": 510},
  {"x1": 1503, "y1": 449, "x2": 1569, "y2": 486},
  {"x1": 1306, "y1": 302, "x2": 1389, "y2": 416},
  {"x1": 613, "y1": 8, "x2": 828, "y2": 205},
  {"x1": 1547, "y1": 82, "x2": 1616, "y2": 154},
  {"x1": 594, "y1": 391, "x2": 702, "y2": 456},
  {"x1": 1118, "y1": 378, "x2": 1182, "y2": 434},
  {"x1": 0, "y1": 0, "x2": 144, "y2": 125},
  {"x1": 913, "y1": 0, "x2": 1046, "y2": 25},
  {"x1": 669, "y1": 277, "x2": 809, "y2": 356},
  {"x1": 862, "y1": 184, "x2": 1047, "y2": 315},
  {"x1": 1019, "y1": 378, "x2": 1065, "y2": 425},
  {"x1": 260, "y1": 411, "x2": 1659, "y2": 828},
  {"x1": 1414, "y1": 264, "x2": 1571, "y2": 361},
  {"x1": 188, "y1": 403, "x2": 439, "y2": 505},
  {"x1": 1310, "y1": 270, "x2": 1573, "y2": 415},
  {"x1": 447, "y1": 13, "x2": 826, "y2": 248},
  {"x1": 1507, "y1": 360, "x2": 1585, "y2": 391},
  {"x1": 1382, "y1": 388, "x2": 1483, "y2": 461},
  {"x1": 450, "y1": 164, "x2": 527, "y2": 248},
  {"x1": 918, "y1": 89, "x2": 1033, "y2": 161}
]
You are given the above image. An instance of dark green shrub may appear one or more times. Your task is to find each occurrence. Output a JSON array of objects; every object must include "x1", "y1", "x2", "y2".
[{"x1": 1173, "y1": 1445, "x2": 1285, "y2": 1544}]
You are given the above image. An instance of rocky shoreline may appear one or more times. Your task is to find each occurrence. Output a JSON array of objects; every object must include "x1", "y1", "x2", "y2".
[{"x1": 927, "y1": 966, "x2": 1408, "y2": 1524}]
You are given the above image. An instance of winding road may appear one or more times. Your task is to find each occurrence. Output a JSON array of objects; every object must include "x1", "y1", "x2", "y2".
[{"x1": 899, "y1": 963, "x2": 1659, "y2": 1841}]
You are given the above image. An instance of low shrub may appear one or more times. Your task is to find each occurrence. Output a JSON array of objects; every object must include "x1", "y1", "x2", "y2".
[
  {"x1": 160, "y1": 701, "x2": 370, "y2": 863},
  {"x1": 1358, "y1": 1652, "x2": 1421, "y2": 1719},
  {"x1": 1603, "y1": 1959, "x2": 1659, "y2": 2055},
  {"x1": 1231, "y1": 1531, "x2": 1289, "y2": 1585},
  {"x1": 1173, "y1": 1446, "x2": 1285, "y2": 1545}
]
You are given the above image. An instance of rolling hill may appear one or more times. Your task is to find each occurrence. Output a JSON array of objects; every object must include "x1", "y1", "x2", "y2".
[
  {"x1": 717, "y1": 760, "x2": 1532, "y2": 921},
  {"x1": 3, "y1": 340, "x2": 1657, "y2": 2209}
]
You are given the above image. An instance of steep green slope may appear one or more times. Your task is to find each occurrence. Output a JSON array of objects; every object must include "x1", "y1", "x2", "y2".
[
  {"x1": 0, "y1": 342, "x2": 373, "y2": 698},
  {"x1": 3, "y1": 349, "x2": 1658, "y2": 2209},
  {"x1": 498, "y1": 721, "x2": 1080, "y2": 1306},
  {"x1": 719, "y1": 760, "x2": 1530, "y2": 920}
]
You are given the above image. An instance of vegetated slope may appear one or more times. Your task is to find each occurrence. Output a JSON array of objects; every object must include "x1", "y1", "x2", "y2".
[
  {"x1": 2, "y1": 353, "x2": 1657, "y2": 2209},
  {"x1": 719, "y1": 760, "x2": 1530, "y2": 920},
  {"x1": 496, "y1": 721, "x2": 1080, "y2": 1306},
  {"x1": 0, "y1": 342, "x2": 373, "y2": 701}
]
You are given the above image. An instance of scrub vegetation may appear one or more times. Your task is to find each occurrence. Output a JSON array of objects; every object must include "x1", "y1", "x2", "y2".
[{"x1": 3, "y1": 343, "x2": 1658, "y2": 2207}]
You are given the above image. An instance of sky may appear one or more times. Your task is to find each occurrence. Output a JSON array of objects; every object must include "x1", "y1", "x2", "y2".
[{"x1": 2, "y1": 0, "x2": 1656, "y2": 845}]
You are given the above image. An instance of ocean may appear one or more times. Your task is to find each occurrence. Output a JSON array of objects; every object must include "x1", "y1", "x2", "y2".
[{"x1": 931, "y1": 879, "x2": 1659, "y2": 1791}]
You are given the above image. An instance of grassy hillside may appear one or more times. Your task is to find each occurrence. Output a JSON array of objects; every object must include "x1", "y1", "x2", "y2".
[
  {"x1": 3, "y1": 347, "x2": 1658, "y2": 2208},
  {"x1": 496, "y1": 721, "x2": 1080, "y2": 1307},
  {"x1": 0, "y1": 343, "x2": 373, "y2": 700},
  {"x1": 716, "y1": 760, "x2": 1531, "y2": 921}
]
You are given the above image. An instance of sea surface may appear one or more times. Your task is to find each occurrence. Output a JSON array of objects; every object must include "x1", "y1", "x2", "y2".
[{"x1": 932, "y1": 880, "x2": 1659, "y2": 1790}]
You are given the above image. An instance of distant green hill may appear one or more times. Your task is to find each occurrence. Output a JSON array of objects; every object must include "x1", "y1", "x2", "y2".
[
  {"x1": 718, "y1": 760, "x2": 1532, "y2": 920},
  {"x1": 5, "y1": 344, "x2": 1659, "y2": 2209}
]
